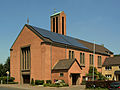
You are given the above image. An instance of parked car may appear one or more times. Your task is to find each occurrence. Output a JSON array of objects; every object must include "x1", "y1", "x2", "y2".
[{"x1": 109, "y1": 82, "x2": 120, "y2": 90}]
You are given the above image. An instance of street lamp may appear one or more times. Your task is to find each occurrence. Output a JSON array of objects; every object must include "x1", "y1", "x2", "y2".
[
  {"x1": 93, "y1": 40, "x2": 95, "y2": 81},
  {"x1": 6, "y1": 71, "x2": 9, "y2": 84},
  {"x1": 93, "y1": 40, "x2": 96, "y2": 88}
]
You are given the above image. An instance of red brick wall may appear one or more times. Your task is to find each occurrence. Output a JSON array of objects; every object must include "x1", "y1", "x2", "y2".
[
  {"x1": 10, "y1": 25, "x2": 110, "y2": 84},
  {"x1": 41, "y1": 44, "x2": 66, "y2": 81},
  {"x1": 52, "y1": 72, "x2": 68, "y2": 84},
  {"x1": 10, "y1": 26, "x2": 44, "y2": 83},
  {"x1": 66, "y1": 49, "x2": 109, "y2": 78}
]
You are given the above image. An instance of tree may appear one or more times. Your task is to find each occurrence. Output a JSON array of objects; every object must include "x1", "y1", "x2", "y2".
[
  {"x1": 97, "y1": 72, "x2": 107, "y2": 80},
  {"x1": 0, "y1": 64, "x2": 3, "y2": 77},
  {"x1": 86, "y1": 66, "x2": 107, "y2": 80},
  {"x1": 0, "y1": 57, "x2": 10, "y2": 77},
  {"x1": 3, "y1": 57, "x2": 10, "y2": 76},
  {"x1": 88, "y1": 66, "x2": 98, "y2": 75},
  {"x1": 114, "y1": 54, "x2": 120, "y2": 57}
]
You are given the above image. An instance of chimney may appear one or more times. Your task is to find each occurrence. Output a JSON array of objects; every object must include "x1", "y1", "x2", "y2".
[{"x1": 50, "y1": 11, "x2": 66, "y2": 35}]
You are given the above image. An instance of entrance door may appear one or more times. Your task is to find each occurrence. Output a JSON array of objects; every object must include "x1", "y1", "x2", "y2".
[
  {"x1": 72, "y1": 74, "x2": 80, "y2": 85},
  {"x1": 118, "y1": 75, "x2": 120, "y2": 81},
  {"x1": 22, "y1": 75, "x2": 30, "y2": 84}
]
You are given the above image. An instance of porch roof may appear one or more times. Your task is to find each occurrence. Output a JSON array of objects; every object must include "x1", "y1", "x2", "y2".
[{"x1": 52, "y1": 58, "x2": 82, "y2": 71}]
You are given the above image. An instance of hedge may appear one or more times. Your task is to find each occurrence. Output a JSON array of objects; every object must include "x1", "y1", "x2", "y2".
[
  {"x1": 46, "y1": 80, "x2": 52, "y2": 84},
  {"x1": 43, "y1": 83, "x2": 69, "y2": 87},
  {"x1": 35, "y1": 80, "x2": 44, "y2": 85},
  {"x1": 8, "y1": 82, "x2": 18, "y2": 84},
  {"x1": 86, "y1": 81, "x2": 116, "y2": 88}
]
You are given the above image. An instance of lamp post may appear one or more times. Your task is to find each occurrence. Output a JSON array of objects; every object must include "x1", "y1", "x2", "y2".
[
  {"x1": 93, "y1": 40, "x2": 95, "y2": 81},
  {"x1": 92, "y1": 40, "x2": 96, "y2": 88},
  {"x1": 6, "y1": 71, "x2": 9, "y2": 84}
]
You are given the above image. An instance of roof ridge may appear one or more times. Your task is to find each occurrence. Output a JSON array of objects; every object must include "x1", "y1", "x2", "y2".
[{"x1": 50, "y1": 11, "x2": 63, "y2": 17}]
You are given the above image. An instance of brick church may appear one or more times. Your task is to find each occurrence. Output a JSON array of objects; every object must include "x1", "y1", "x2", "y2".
[{"x1": 10, "y1": 11, "x2": 113, "y2": 85}]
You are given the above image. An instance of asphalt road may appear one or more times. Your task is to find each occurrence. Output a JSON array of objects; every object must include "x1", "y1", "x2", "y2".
[{"x1": 0, "y1": 87, "x2": 26, "y2": 90}]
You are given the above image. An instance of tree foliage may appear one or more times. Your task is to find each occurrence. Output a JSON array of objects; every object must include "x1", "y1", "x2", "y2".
[
  {"x1": 114, "y1": 54, "x2": 120, "y2": 57},
  {"x1": 0, "y1": 57, "x2": 10, "y2": 77},
  {"x1": 0, "y1": 64, "x2": 4, "y2": 77},
  {"x1": 86, "y1": 66, "x2": 107, "y2": 80}
]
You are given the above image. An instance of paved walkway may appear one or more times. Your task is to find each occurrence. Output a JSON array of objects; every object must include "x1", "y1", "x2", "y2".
[{"x1": 0, "y1": 84, "x2": 86, "y2": 90}]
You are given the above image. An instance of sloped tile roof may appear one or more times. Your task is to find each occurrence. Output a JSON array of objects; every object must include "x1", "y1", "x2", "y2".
[
  {"x1": 77, "y1": 39, "x2": 113, "y2": 55},
  {"x1": 103, "y1": 56, "x2": 120, "y2": 66},
  {"x1": 52, "y1": 58, "x2": 81, "y2": 71}
]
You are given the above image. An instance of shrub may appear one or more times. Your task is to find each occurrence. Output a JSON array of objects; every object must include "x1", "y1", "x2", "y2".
[
  {"x1": 62, "y1": 83, "x2": 69, "y2": 87},
  {"x1": 9, "y1": 77, "x2": 15, "y2": 82},
  {"x1": 86, "y1": 81, "x2": 115, "y2": 88},
  {"x1": 49, "y1": 83, "x2": 60, "y2": 87},
  {"x1": 0, "y1": 77, "x2": 15, "y2": 84},
  {"x1": 35, "y1": 80, "x2": 44, "y2": 85},
  {"x1": 31, "y1": 78, "x2": 35, "y2": 85},
  {"x1": 81, "y1": 81, "x2": 86, "y2": 85},
  {"x1": 8, "y1": 82, "x2": 18, "y2": 84},
  {"x1": 43, "y1": 83, "x2": 50, "y2": 87},
  {"x1": 61, "y1": 80, "x2": 65, "y2": 83},
  {"x1": 46, "y1": 80, "x2": 52, "y2": 84},
  {"x1": 43, "y1": 83, "x2": 69, "y2": 87}
]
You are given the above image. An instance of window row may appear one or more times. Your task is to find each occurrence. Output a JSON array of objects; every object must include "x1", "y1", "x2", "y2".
[
  {"x1": 68, "y1": 50, "x2": 102, "y2": 67},
  {"x1": 105, "y1": 66, "x2": 112, "y2": 70},
  {"x1": 105, "y1": 74, "x2": 112, "y2": 78},
  {"x1": 105, "y1": 66, "x2": 120, "y2": 70}
]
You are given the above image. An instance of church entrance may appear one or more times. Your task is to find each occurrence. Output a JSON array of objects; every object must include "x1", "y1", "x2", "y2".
[
  {"x1": 118, "y1": 75, "x2": 120, "y2": 81},
  {"x1": 72, "y1": 74, "x2": 80, "y2": 85},
  {"x1": 22, "y1": 75, "x2": 30, "y2": 84}
]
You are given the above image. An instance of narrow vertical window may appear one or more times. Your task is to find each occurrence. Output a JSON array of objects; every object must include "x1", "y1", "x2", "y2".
[
  {"x1": 98, "y1": 56, "x2": 102, "y2": 67},
  {"x1": 80, "y1": 53, "x2": 82, "y2": 64},
  {"x1": 25, "y1": 50, "x2": 26, "y2": 69},
  {"x1": 27, "y1": 49, "x2": 29, "y2": 69},
  {"x1": 92, "y1": 55, "x2": 93, "y2": 65},
  {"x1": 69, "y1": 50, "x2": 71, "y2": 59},
  {"x1": 72, "y1": 51, "x2": 74, "y2": 59},
  {"x1": 83, "y1": 53, "x2": 85, "y2": 64},
  {"x1": 53, "y1": 18, "x2": 55, "y2": 32},
  {"x1": 100, "y1": 56, "x2": 102, "y2": 66},
  {"x1": 90, "y1": 54, "x2": 93, "y2": 65},
  {"x1": 56, "y1": 17, "x2": 58, "y2": 33},
  {"x1": 62, "y1": 17, "x2": 64, "y2": 35},
  {"x1": 98, "y1": 56, "x2": 99, "y2": 66},
  {"x1": 22, "y1": 51, "x2": 24, "y2": 69},
  {"x1": 80, "y1": 53, "x2": 85, "y2": 65},
  {"x1": 90, "y1": 54, "x2": 91, "y2": 65}
]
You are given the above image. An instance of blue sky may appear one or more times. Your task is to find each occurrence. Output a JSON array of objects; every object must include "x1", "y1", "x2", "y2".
[{"x1": 0, "y1": 0, "x2": 120, "y2": 64}]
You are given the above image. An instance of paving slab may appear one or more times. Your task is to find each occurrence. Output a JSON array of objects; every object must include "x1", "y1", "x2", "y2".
[{"x1": 0, "y1": 84, "x2": 86, "y2": 90}]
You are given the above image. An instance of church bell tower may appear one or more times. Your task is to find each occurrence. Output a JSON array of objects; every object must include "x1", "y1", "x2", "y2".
[{"x1": 50, "y1": 11, "x2": 66, "y2": 35}]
